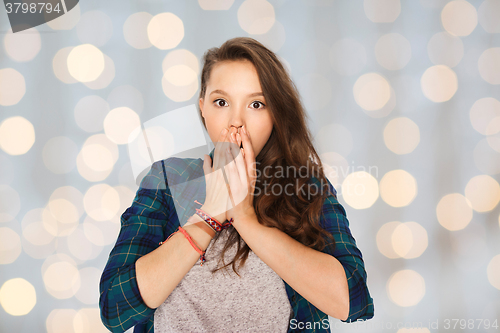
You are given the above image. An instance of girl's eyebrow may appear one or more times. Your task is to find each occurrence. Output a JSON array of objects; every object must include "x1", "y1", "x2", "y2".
[{"x1": 209, "y1": 89, "x2": 264, "y2": 98}]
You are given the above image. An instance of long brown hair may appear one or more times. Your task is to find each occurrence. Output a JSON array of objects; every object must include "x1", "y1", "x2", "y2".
[{"x1": 198, "y1": 37, "x2": 336, "y2": 277}]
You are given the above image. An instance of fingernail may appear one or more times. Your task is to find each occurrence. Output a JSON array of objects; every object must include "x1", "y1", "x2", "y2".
[{"x1": 222, "y1": 128, "x2": 227, "y2": 135}]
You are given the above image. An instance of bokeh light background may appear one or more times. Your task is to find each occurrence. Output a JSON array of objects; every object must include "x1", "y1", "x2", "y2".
[{"x1": 1, "y1": 0, "x2": 500, "y2": 332}]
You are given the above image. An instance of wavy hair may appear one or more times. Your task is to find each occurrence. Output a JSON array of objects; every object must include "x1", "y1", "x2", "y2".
[{"x1": 197, "y1": 37, "x2": 336, "y2": 277}]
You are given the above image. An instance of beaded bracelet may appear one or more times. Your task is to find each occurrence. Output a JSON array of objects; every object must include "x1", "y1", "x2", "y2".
[
  {"x1": 159, "y1": 226, "x2": 207, "y2": 266},
  {"x1": 194, "y1": 200, "x2": 233, "y2": 233}
]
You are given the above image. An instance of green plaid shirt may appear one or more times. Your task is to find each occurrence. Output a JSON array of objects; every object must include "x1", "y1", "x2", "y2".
[{"x1": 99, "y1": 148, "x2": 374, "y2": 333}]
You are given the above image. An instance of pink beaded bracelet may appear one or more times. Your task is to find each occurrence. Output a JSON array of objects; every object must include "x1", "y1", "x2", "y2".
[{"x1": 194, "y1": 200, "x2": 233, "y2": 232}]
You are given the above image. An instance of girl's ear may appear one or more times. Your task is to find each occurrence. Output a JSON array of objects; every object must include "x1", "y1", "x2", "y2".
[{"x1": 199, "y1": 98, "x2": 205, "y2": 118}]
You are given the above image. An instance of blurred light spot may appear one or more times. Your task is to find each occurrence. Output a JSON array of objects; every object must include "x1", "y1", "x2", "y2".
[
  {"x1": 238, "y1": 0, "x2": 275, "y2": 34},
  {"x1": 48, "y1": 198, "x2": 79, "y2": 226},
  {"x1": 103, "y1": 107, "x2": 141, "y2": 145},
  {"x1": 162, "y1": 49, "x2": 199, "y2": 77},
  {"x1": 0, "y1": 278, "x2": 36, "y2": 316},
  {"x1": 380, "y1": 170, "x2": 417, "y2": 207},
  {"x1": 3, "y1": 27, "x2": 41, "y2": 62},
  {"x1": 488, "y1": 132, "x2": 500, "y2": 154},
  {"x1": 46, "y1": 186, "x2": 84, "y2": 236},
  {"x1": 147, "y1": 13, "x2": 184, "y2": 50},
  {"x1": 43, "y1": 136, "x2": 78, "y2": 174},
  {"x1": 400, "y1": 222, "x2": 428, "y2": 259},
  {"x1": 364, "y1": 0, "x2": 401, "y2": 23},
  {"x1": 319, "y1": 152, "x2": 349, "y2": 190},
  {"x1": 74, "y1": 95, "x2": 109, "y2": 133},
  {"x1": 21, "y1": 209, "x2": 58, "y2": 259},
  {"x1": 487, "y1": 254, "x2": 500, "y2": 290},
  {"x1": 77, "y1": 134, "x2": 118, "y2": 182},
  {"x1": 470, "y1": 97, "x2": 500, "y2": 135},
  {"x1": 465, "y1": 174, "x2": 500, "y2": 212},
  {"x1": 486, "y1": 117, "x2": 500, "y2": 136},
  {"x1": 249, "y1": 19, "x2": 286, "y2": 53},
  {"x1": 436, "y1": 193, "x2": 473, "y2": 231},
  {"x1": 83, "y1": 215, "x2": 120, "y2": 246},
  {"x1": 0, "y1": 227, "x2": 21, "y2": 264},
  {"x1": 46, "y1": 309, "x2": 77, "y2": 333},
  {"x1": 377, "y1": 221, "x2": 428, "y2": 259},
  {"x1": 387, "y1": 269, "x2": 425, "y2": 307},
  {"x1": 67, "y1": 226, "x2": 102, "y2": 261},
  {"x1": 75, "y1": 267, "x2": 101, "y2": 304},
  {"x1": 377, "y1": 221, "x2": 401, "y2": 259},
  {"x1": 123, "y1": 12, "x2": 153, "y2": 49},
  {"x1": 0, "y1": 154, "x2": 15, "y2": 185},
  {"x1": 316, "y1": 123, "x2": 353, "y2": 157},
  {"x1": 67, "y1": 44, "x2": 105, "y2": 82},
  {"x1": 478, "y1": 47, "x2": 500, "y2": 85},
  {"x1": 83, "y1": 54, "x2": 115, "y2": 90},
  {"x1": 0, "y1": 185, "x2": 21, "y2": 222},
  {"x1": 84, "y1": 184, "x2": 120, "y2": 221},
  {"x1": 0, "y1": 116, "x2": 35, "y2": 155},
  {"x1": 161, "y1": 67, "x2": 199, "y2": 102},
  {"x1": 392, "y1": 223, "x2": 412, "y2": 257},
  {"x1": 164, "y1": 65, "x2": 197, "y2": 87},
  {"x1": 52, "y1": 47, "x2": 78, "y2": 84},
  {"x1": 341, "y1": 171, "x2": 379, "y2": 209},
  {"x1": 76, "y1": 10, "x2": 113, "y2": 47},
  {"x1": 329, "y1": 38, "x2": 367, "y2": 76},
  {"x1": 478, "y1": 0, "x2": 500, "y2": 33},
  {"x1": 22, "y1": 208, "x2": 56, "y2": 246},
  {"x1": 441, "y1": 0, "x2": 477, "y2": 36},
  {"x1": 420, "y1": 65, "x2": 458, "y2": 102},
  {"x1": 362, "y1": 86, "x2": 396, "y2": 118},
  {"x1": 297, "y1": 73, "x2": 332, "y2": 111},
  {"x1": 353, "y1": 73, "x2": 391, "y2": 111},
  {"x1": 375, "y1": 33, "x2": 411, "y2": 70},
  {"x1": 0, "y1": 68, "x2": 26, "y2": 106},
  {"x1": 427, "y1": 31, "x2": 464, "y2": 67},
  {"x1": 107, "y1": 85, "x2": 144, "y2": 115},
  {"x1": 81, "y1": 145, "x2": 111, "y2": 175},
  {"x1": 43, "y1": 260, "x2": 81, "y2": 299},
  {"x1": 474, "y1": 138, "x2": 500, "y2": 175},
  {"x1": 73, "y1": 308, "x2": 109, "y2": 333},
  {"x1": 199, "y1": 0, "x2": 234, "y2": 10},
  {"x1": 383, "y1": 117, "x2": 420, "y2": 154}
]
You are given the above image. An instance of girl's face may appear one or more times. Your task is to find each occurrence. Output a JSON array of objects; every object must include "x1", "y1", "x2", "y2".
[{"x1": 199, "y1": 59, "x2": 274, "y2": 157}]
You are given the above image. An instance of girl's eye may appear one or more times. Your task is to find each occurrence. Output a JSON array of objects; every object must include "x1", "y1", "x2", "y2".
[
  {"x1": 251, "y1": 101, "x2": 266, "y2": 110},
  {"x1": 213, "y1": 99, "x2": 227, "y2": 107}
]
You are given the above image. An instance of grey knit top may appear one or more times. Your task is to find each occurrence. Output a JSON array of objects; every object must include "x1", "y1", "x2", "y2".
[{"x1": 154, "y1": 227, "x2": 293, "y2": 332}]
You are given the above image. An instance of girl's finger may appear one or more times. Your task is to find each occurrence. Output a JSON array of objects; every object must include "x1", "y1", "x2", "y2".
[
  {"x1": 240, "y1": 125, "x2": 256, "y2": 182},
  {"x1": 224, "y1": 146, "x2": 237, "y2": 208},
  {"x1": 234, "y1": 132, "x2": 248, "y2": 185}
]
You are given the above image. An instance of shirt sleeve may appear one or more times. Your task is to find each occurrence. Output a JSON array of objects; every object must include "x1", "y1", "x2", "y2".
[
  {"x1": 319, "y1": 189, "x2": 375, "y2": 323},
  {"x1": 99, "y1": 160, "x2": 172, "y2": 333}
]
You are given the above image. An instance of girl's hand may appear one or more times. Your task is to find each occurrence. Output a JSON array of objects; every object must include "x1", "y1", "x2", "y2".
[
  {"x1": 225, "y1": 125, "x2": 257, "y2": 225},
  {"x1": 197, "y1": 128, "x2": 234, "y2": 226}
]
